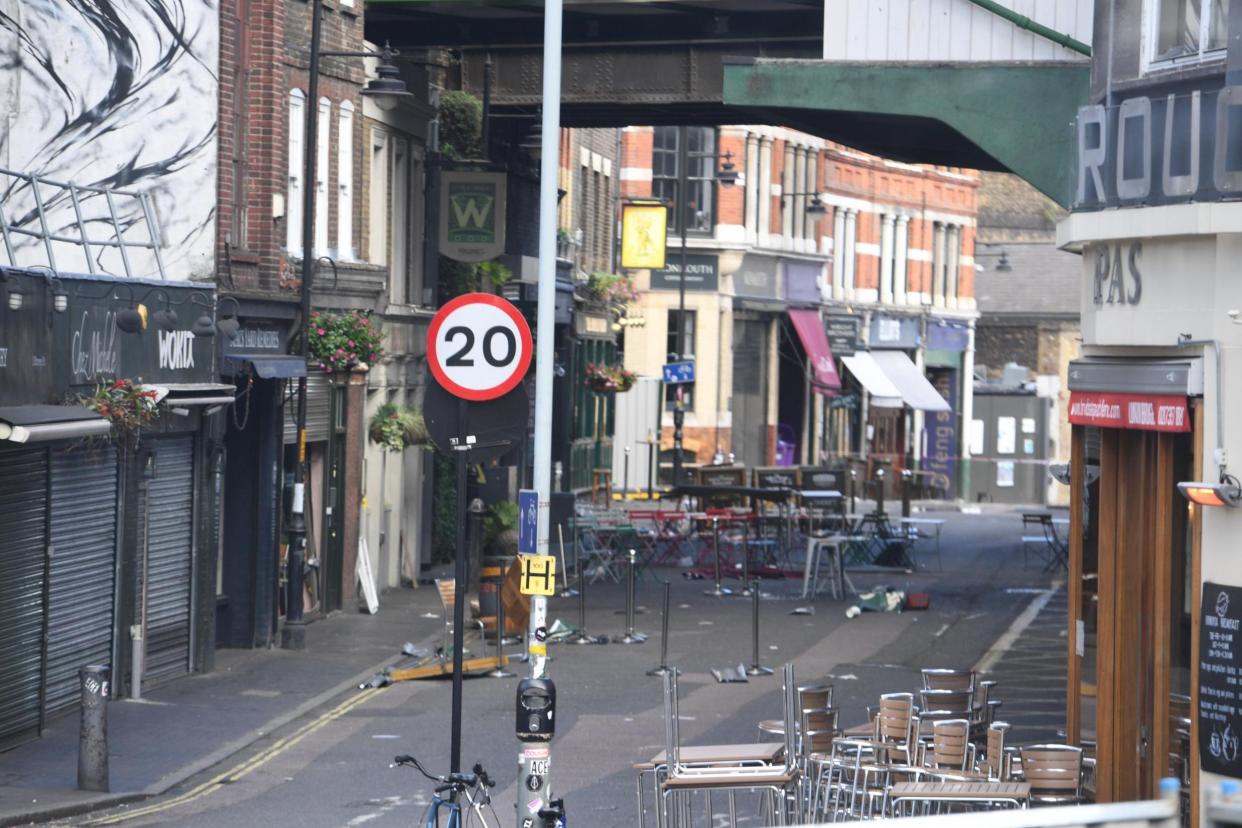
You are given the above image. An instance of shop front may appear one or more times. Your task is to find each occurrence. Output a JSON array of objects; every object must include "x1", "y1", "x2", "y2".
[
  {"x1": 0, "y1": 269, "x2": 227, "y2": 747},
  {"x1": 822, "y1": 313, "x2": 863, "y2": 462},
  {"x1": 782, "y1": 258, "x2": 837, "y2": 465},
  {"x1": 733, "y1": 253, "x2": 782, "y2": 466}
]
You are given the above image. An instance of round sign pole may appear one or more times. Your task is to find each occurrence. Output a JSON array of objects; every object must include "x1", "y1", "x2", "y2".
[{"x1": 426, "y1": 292, "x2": 532, "y2": 776}]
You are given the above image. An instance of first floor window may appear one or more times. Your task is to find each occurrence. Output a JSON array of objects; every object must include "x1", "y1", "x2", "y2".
[{"x1": 1154, "y1": 0, "x2": 1229, "y2": 62}]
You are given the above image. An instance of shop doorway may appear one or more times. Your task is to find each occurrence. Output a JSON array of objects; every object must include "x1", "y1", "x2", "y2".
[
  {"x1": 1069, "y1": 418, "x2": 1197, "y2": 812},
  {"x1": 777, "y1": 318, "x2": 807, "y2": 466}
]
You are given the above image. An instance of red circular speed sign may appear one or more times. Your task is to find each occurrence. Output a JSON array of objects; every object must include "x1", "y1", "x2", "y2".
[{"x1": 427, "y1": 293, "x2": 533, "y2": 401}]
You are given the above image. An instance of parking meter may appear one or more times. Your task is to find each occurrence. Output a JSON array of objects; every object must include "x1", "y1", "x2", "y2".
[{"x1": 516, "y1": 677, "x2": 556, "y2": 741}]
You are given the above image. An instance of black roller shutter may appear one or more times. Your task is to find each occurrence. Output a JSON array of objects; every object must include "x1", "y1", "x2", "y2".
[
  {"x1": 144, "y1": 437, "x2": 194, "y2": 684},
  {"x1": 45, "y1": 446, "x2": 118, "y2": 718},
  {"x1": 0, "y1": 446, "x2": 49, "y2": 751}
]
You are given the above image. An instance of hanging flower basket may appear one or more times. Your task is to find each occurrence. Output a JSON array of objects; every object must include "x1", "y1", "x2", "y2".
[
  {"x1": 78, "y1": 378, "x2": 160, "y2": 440},
  {"x1": 584, "y1": 362, "x2": 636, "y2": 394},
  {"x1": 308, "y1": 310, "x2": 384, "y2": 374},
  {"x1": 368, "y1": 404, "x2": 430, "y2": 452}
]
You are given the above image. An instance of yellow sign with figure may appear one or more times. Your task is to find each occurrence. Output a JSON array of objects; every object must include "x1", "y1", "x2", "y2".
[
  {"x1": 620, "y1": 201, "x2": 668, "y2": 270},
  {"x1": 519, "y1": 554, "x2": 558, "y2": 596}
]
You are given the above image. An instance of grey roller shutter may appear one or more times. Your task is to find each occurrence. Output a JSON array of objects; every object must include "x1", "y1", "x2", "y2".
[
  {"x1": 284, "y1": 368, "x2": 332, "y2": 444},
  {"x1": 144, "y1": 437, "x2": 194, "y2": 685},
  {"x1": 45, "y1": 446, "x2": 118, "y2": 719},
  {"x1": 0, "y1": 446, "x2": 48, "y2": 750}
]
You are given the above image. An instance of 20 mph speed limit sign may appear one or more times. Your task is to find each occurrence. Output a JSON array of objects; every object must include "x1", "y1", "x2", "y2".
[{"x1": 427, "y1": 293, "x2": 533, "y2": 401}]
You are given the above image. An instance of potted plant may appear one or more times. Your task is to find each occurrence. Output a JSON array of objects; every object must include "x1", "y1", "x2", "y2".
[
  {"x1": 79, "y1": 379, "x2": 160, "y2": 442},
  {"x1": 368, "y1": 404, "x2": 429, "y2": 452},
  {"x1": 308, "y1": 310, "x2": 384, "y2": 374},
  {"x1": 584, "y1": 362, "x2": 637, "y2": 394}
]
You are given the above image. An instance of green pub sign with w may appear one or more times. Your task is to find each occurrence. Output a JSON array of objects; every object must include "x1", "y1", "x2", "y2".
[{"x1": 440, "y1": 171, "x2": 507, "y2": 263}]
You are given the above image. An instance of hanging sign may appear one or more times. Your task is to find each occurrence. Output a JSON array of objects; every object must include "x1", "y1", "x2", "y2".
[
  {"x1": 620, "y1": 201, "x2": 668, "y2": 269},
  {"x1": 1200, "y1": 582, "x2": 1242, "y2": 778},
  {"x1": 427, "y1": 293, "x2": 533, "y2": 402},
  {"x1": 440, "y1": 171, "x2": 507, "y2": 263}
]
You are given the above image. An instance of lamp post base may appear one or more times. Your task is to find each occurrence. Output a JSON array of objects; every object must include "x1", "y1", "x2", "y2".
[{"x1": 281, "y1": 620, "x2": 306, "y2": 651}]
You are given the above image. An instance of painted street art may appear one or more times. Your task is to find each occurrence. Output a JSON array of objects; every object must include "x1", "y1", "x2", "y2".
[{"x1": 0, "y1": 0, "x2": 218, "y2": 280}]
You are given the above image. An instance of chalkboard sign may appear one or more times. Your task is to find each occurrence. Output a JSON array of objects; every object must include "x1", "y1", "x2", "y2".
[
  {"x1": 697, "y1": 466, "x2": 746, "y2": 488},
  {"x1": 1200, "y1": 581, "x2": 1242, "y2": 777},
  {"x1": 801, "y1": 467, "x2": 843, "y2": 491}
]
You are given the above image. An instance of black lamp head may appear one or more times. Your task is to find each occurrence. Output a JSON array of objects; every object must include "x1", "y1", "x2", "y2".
[
  {"x1": 361, "y1": 44, "x2": 413, "y2": 112},
  {"x1": 717, "y1": 152, "x2": 739, "y2": 189}
]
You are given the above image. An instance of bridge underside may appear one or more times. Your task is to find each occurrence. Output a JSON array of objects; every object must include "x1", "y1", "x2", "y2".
[{"x1": 368, "y1": 1, "x2": 1088, "y2": 206}]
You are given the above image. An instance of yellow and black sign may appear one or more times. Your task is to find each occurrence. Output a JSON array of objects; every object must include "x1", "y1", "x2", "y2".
[
  {"x1": 518, "y1": 554, "x2": 557, "y2": 596},
  {"x1": 620, "y1": 201, "x2": 668, "y2": 270}
]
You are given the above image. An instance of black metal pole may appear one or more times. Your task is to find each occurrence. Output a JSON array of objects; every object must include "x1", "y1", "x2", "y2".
[
  {"x1": 450, "y1": 405, "x2": 469, "y2": 773},
  {"x1": 745, "y1": 584, "x2": 773, "y2": 676},
  {"x1": 672, "y1": 125, "x2": 689, "y2": 489},
  {"x1": 283, "y1": 0, "x2": 324, "y2": 651},
  {"x1": 646, "y1": 581, "x2": 677, "y2": 677},
  {"x1": 77, "y1": 665, "x2": 109, "y2": 792}
]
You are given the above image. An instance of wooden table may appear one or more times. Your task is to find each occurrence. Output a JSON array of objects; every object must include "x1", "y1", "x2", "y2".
[{"x1": 889, "y1": 780, "x2": 1030, "y2": 816}]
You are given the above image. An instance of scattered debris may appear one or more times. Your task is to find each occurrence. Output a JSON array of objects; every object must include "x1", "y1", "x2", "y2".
[
  {"x1": 711, "y1": 664, "x2": 750, "y2": 683},
  {"x1": 789, "y1": 606, "x2": 815, "y2": 616}
]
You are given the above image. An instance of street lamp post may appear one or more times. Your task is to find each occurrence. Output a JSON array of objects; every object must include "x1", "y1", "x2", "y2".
[
  {"x1": 284, "y1": 2, "x2": 411, "y2": 650},
  {"x1": 671, "y1": 128, "x2": 737, "y2": 489}
]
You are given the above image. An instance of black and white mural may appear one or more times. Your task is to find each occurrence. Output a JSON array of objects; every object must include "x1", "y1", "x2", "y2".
[{"x1": 0, "y1": 0, "x2": 217, "y2": 280}]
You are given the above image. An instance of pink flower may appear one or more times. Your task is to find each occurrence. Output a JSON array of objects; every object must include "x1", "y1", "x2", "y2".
[
  {"x1": 347, "y1": 340, "x2": 355, "y2": 348},
  {"x1": 325, "y1": 365, "x2": 333, "y2": 373},
  {"x1": 317, "y1": 328, "x2": 326, "y2": 336}
]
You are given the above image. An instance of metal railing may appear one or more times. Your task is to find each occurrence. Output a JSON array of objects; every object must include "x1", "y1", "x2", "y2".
[
  {"x1": 0, "y1": 166, "x2": 167, "y2": 279},
  {"x1": 802, "y1": 796, "x2": 1180, "y2": 828}
]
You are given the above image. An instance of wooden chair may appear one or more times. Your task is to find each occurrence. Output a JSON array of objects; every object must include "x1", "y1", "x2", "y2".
[
  {"x1": 920, "y1": 688, "x2": 973, "y2": 717},
  {"x1": 758, "y1": 683, "x2": 834, "y2": 740},
  {"x1": 1019, "y1": 744, "x2": 1084, "y2": 806},
  {"x1": 921, "y1": 668, "x2": 975, "y2": 693},
  {"x1": 981, "y1": 721, "x2": 1013, "y2": 781},
  {"x1": 828, "y1": 693, "x2": 917, "y2": 819},
  {"x1": 924, "y1": 719, "x2": 973, "y2": 774}
]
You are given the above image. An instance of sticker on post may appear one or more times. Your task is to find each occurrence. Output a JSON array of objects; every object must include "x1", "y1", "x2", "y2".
[
  {"x1": 528, "y1": 758, "x2": 550, "y2": 775},
  {"x1": 519, "y1": 554, "x2": 557, "y2": 596}
]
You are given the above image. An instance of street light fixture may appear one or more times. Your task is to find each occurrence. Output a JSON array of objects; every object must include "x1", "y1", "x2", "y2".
[{"x1": 285, "y1": 8, "x2": 413, "y2": 651}]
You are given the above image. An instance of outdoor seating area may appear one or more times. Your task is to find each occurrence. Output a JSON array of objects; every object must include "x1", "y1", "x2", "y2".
[
  {"x1": 636, "y1": 666, "x2": 1095, "y2": 825},
  {"x1": 567, "y1": 465, "x2": 957, "y2": 591}
]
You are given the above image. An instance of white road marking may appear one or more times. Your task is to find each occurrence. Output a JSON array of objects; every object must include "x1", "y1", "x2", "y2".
[
  {"x1": 974, "y1": 586, "x2": 1059, "y2": 674},
  {"x1": 932, "y1": 623, "x2": 951, "y2": 638}
]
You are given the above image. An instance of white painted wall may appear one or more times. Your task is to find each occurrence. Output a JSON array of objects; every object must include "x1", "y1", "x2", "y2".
[
  {"x1": 0, "y1": 0, "x2": 217, "y2": 280},
  {"x1": 824, "y1": 0, "x2": 1093, "y2": 63}
]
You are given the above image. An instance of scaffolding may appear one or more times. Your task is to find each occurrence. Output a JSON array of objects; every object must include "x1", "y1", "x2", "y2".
[{"x1": 0, "y1": 167, "x2": 167, "y2": 280}]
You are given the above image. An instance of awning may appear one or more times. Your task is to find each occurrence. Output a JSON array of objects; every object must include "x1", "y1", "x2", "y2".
[
  {"x1": 841, "y1": 352, "x2": 903, "y2": 409},
  {"x1": 1068, "y1": 357, "x2": 1202, "y2": 396},
  {"x1": 0, "y1": 405, "x2": 111, "y2": 444},
  {"x1": 142, "y1": 383, "x2": 237, "y2": 407},
  {"x1": 788, "y1": 308, "x2": 841, "y2": 395},
  {"x1": 1068, "y1": 392, "x2": 1190, "y2": 433},
  {"x1": 872, "y1": 351, "x2": 953, "y2": 412},
  {"x1": 222, "y1": 353, "x2": 308, "y2": 380}
]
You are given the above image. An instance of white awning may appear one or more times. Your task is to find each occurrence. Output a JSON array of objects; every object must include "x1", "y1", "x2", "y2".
[
  {"x1": 841, "y1": 352, "x2": 903, "y2": 409},
  {"x1": 871, "y1": 351, "x2": 952, "y2": 412}
]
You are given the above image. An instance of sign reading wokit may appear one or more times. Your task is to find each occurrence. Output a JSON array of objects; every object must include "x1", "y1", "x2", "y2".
[
  {"x1": 440, "y1": 171, "x2": 507, "y2": 263},
  {"x1": 427, "y1": 293, "x2": 533, "y2": 402}
]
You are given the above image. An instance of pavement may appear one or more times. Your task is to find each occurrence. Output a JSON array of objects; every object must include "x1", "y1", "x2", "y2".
[{"x1": 0, "y1": 506, "x2": 1070, "y2": 827}]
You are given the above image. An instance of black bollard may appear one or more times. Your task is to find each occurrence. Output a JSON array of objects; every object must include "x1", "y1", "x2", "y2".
[
  {"x1": 78, "y1": 665, "x2": 110, "y2": 792},
  {"x1": 744, "y1": 585, "x2": 774, "y2": 676},
  {"x1": 613, "y1": 549, "x2": 647, "y2": 644},
  {"x1": 568, "y1": 531, "x2": 603, "y2": 645},
  {"x1": 487, "y1": 583, "x2": 516, "y2": 678},
  {"x1": 646, "y1": 581, "x2": 678, "y2": 677},
  {"x1": 849, "y1": 468, "x2": 857, "y2": 516},
  {"x1": 704, "y1": 516, "x2": 732, "y2": 597},
  {"x1": 901, "y1": 468, "x2": 913, "y2": 518}
]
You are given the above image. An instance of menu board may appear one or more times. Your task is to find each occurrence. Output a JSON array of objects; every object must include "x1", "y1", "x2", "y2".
[{"x1": 1200, "y1": 581, "x2": 1242, "y2": 777}]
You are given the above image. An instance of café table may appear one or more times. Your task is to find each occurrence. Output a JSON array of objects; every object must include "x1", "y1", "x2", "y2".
[
  {"x1": 899, "y1": 517, "x2": 946, "y2": 569},
  {"x1": 888, "y1": 780, "x2": 1031, "y2": 816},
  {"x1": 635, "y1": 742, "x2": 784, "y2": 828}
]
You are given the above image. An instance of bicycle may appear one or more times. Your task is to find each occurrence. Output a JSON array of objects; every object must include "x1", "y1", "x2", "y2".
[{"x1": 392, "y1": 754, "x2": 498, "y2": 827}]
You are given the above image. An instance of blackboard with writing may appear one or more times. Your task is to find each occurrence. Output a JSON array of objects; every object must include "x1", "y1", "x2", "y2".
[{"x1": 1200, "y1": 582, "x2": 1242, "y2": 777}]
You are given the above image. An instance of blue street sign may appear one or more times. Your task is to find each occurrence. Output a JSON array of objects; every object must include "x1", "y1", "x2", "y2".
[
  {"x1": 662, "y1": 360, "x2": 696, "y2": 384},
  {"x1": 518, "y1": 489, "x2": 538, "y2": 555}
]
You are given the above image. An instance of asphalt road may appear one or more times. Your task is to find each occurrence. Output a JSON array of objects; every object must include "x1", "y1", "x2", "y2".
[{"x1": 59, "y1": 511, "x2": 1063, "y2": 828}]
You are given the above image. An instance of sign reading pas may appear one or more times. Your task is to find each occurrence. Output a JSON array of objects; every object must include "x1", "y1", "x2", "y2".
[{"x1": 440, "y1": 171, "x2": 507, "y2": 263}]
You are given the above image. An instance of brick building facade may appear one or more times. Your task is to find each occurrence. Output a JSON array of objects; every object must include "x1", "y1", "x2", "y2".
[{"x1": 620, "y1": 125, "x2": 979, "y2": 495}]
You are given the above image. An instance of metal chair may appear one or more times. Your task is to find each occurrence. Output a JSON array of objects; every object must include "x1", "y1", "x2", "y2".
[{"x1": 1019, "y1": 743, "x2": 1084, "y2": 806}]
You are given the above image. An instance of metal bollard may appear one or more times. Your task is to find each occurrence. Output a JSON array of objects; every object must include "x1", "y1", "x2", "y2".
[
  {"x1": 744, "y1": 586, "x2": 774, "y2": 676},
  {"x1": 78, "y1": 665, "x2": 110, "y2": 792},
  {"x1": 901, "y1": 468, "x2": 913, "y2": 518},
  {"x1": 704, "y1": 517, "x2": 732, "y2": 597},
  {"x1": 849, "y1": 468, "x2": 857, "y2": 516},
  {"x1": 613, "y1": 549, "x2": 647, "y2": 644},
  {"x1": 487, "y1": 582, "x2": 516, "y2": 678},
  {"x1": 568, "y1": 534, "x2": 604, "y2": 645},
  {"x1": 646, "y1": 581, "x2": 678, "y2": 677},
  {"x1": 740, "y1": 519, "x2": 753, "y2": 596}
]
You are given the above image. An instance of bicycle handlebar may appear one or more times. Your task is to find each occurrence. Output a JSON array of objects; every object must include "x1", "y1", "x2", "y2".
[{"x1": 393, "y1": 755, "x2": 491, "y2": 791}]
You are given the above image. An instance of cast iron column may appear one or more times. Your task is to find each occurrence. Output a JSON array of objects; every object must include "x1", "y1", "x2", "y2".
[{"x1": 672, "y1": 125, "x2": 689, "y2": 489}]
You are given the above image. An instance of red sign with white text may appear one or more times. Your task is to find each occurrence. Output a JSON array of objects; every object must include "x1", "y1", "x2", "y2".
[{"x1": 1067, "y1": 392, "x2": 1190, "y2": 432}]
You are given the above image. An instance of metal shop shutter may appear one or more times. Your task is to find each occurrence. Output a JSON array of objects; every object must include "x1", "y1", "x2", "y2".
[
  {"x1": 284, "y1": 368, "x2": 333, "y2": 444},
  {"x1": 0, "y1": 446, "x2": 49, "y2": 750},
  {"x1": 45, "y1": 446, "x2": 118, "y2": 718},
  {"x1": 144, "y1": 437, "x2": 194, "y2": 684}
]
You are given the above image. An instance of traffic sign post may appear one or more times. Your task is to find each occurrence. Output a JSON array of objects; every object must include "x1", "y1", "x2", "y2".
[{"x1": 425, "y1": 293, "x2": 532, "y2": 777}]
